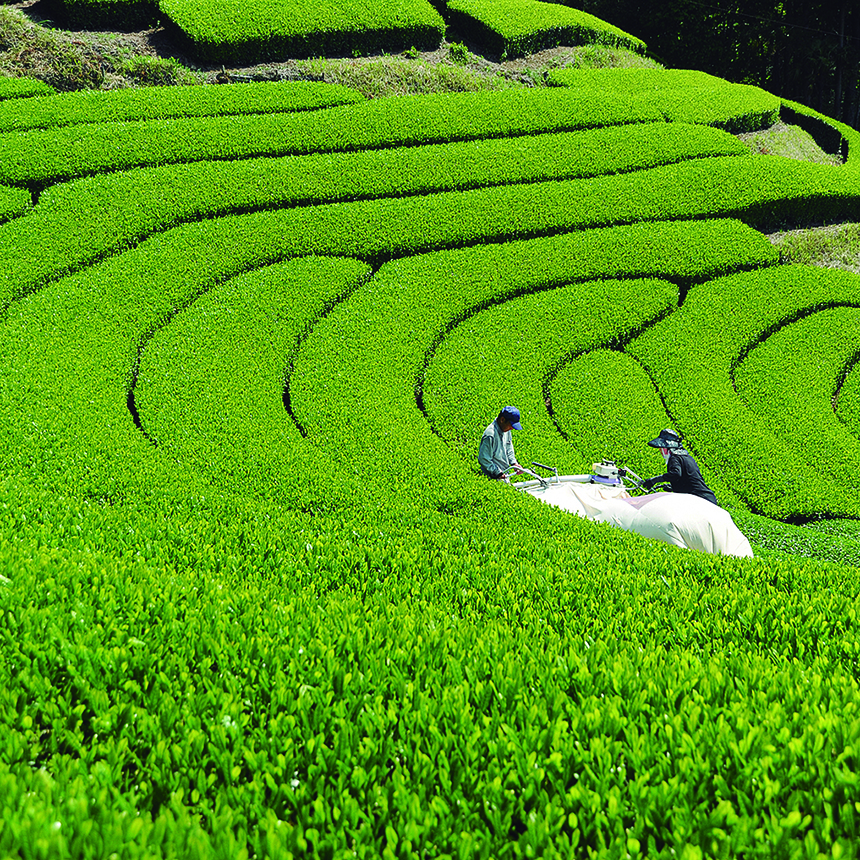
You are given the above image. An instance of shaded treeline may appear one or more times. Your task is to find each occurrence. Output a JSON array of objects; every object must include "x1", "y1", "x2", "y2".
[{"x1": 576, "y1": 0, "x2": 860, "y2": 128}]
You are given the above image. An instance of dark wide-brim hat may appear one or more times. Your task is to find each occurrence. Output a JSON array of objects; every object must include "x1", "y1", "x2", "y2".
[{"x1": 647, "y1": 428, "x2": 683, "y2": 449}]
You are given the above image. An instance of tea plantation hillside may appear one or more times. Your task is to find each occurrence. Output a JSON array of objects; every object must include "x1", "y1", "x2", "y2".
[{"x1": 2, "y1": 68, "x2": 860, "y2": 858}]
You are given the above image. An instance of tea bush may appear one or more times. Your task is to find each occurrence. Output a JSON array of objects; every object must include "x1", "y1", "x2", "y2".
[
  {"x1": 0, "y1": 75, "x2": 55, "y2": 100},
  {"x1": 780, "y1": 97, "x2": 860, "y2": 163},
  {"x1": 0, "y1": 183, "x2": 29, "y2": 223},
  {"x1": 837, "y1": 356, "x2": 860, "y2": 440},
  {"x1": 42, "y1": 0, "x2": 657, "y2": 67},
  {"x1": 547, "y1": 348, "x2": 742, "y2": 506},
  {"x1": 0, "y1": 217, "x2": 771, "y2": 502},
  {"x1": 425, "y1": 272, "x2": 727, "y2": 472},
  {"x1": 549, "y1": 349, "x2": 669, "y2": 472},
  {"x1": 548, "y1": 68, "x2": 781, "y2": 133},
  {"x1": 48, "y1": 0, "x2": 643, "y2": 65},
  {"x1": 423, "y1": 277, "x2": 677, "y2": 466},
  {"x1": 158, "y1": 0, "x2": 445, "y2": 64},
  {"x1": 734, "y1": 306, "x2": 860, "y2": 493},
  {"x1": 443, "y1": 0, "x2": 644, "y2": 60},
  {"x1": 5, "y1": 156, "x2": 812, "y2": 312},
  {"x1": 0, "y1": 121, "x2": 747, "y2": 301},
  {"x1": 548, "y1": 67, "x2": 725, "y2": 91},
  {"x1": 135, "y1": 256, "x2": 371, "y2": 505},
  {"x1": 289, "y1": 219, "x2": 777, "y2": 503},
  {"x1": 0, "y1": 80, "x2": 362, "y2": 134},
  {"x1": 2, "y1": 490, "x2": 860, "y2": 858},
  {"x1": 7, "y1": 145, "x2": 846, "y2": 314}
]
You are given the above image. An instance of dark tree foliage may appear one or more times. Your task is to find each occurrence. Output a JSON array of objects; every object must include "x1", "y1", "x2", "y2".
[{"x1": 572, "y1": 0, "x2": 860, "y2": 128}]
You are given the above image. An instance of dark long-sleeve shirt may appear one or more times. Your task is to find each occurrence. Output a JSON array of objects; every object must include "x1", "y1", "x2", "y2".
[{"x1": 652, "y1": 449, "x2": 719, "y2": 507}]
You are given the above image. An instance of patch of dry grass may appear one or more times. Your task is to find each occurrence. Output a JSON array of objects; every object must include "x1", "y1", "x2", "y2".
[
  {"x1": 500, "y1": 42, "x2": 661, "y2": 75},
  {"x1": 0, "y1": 5, "x2": 197, "y2": 89},
  {"x1": 737, "y1": 121, "x2": 842, "y2": 166},
  {"x1": 293, "y1": 50, "x2": 522, "y2": 99},
  {"x1": 216, "y1": 41, "x2": 660, "y2": 97},
  {"x1": 768, "y1": 223, "x2": 860, "y2": 274},
  {"x1": 742, "y1": 122, "x2": 860, "y2": 274},
  {"x1": 0, "y1": 6, "x2": 105, "y2": 89}
]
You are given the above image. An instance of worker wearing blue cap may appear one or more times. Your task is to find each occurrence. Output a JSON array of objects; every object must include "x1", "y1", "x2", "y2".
[{"x1": 478, "y1": 406, "x2": 526, "y2": 480}]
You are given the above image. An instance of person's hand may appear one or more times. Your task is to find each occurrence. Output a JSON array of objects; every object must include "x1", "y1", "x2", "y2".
[{"x1": 642, "y1": 477, "x2": 657, "y2": 491}]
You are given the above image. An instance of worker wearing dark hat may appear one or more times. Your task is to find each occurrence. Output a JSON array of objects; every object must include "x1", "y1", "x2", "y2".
[
  {"x1": 642, "y1": 428, "x2": 720, "y2": 506},
  {"x1": 478, "y1": 406, "x2": 526, "y2": 480}
]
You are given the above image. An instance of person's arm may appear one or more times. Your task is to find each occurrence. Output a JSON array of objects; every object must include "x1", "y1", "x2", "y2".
[{"x1": 643, "y1": 471, "x2": 669, "y2": 490}]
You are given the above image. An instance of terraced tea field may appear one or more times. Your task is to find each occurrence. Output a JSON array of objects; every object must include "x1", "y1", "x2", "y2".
[{"x1": 2, "y1": 68, "x2": 860, "y2": 857}]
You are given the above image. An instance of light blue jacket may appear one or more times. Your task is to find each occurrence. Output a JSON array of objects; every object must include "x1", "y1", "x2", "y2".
[{"x1": 478, "y1": 419, "x2": 516, "y2": 478}]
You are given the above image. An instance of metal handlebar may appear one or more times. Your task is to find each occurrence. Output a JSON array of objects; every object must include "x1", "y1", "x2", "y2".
[
  {"x1": 501, "y1": 465, "x2": 548, "y2": 488},
  {"x1": 508, "y1": 459, "x2": 655, "y2": 495}
]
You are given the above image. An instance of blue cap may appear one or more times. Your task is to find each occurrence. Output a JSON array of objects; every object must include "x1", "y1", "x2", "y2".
[
  {"x1": 500, "y1": 406, "x2": 522, "y2": 430},
  {"x1": 647, "y1": 428, "x2": 682, "y2": 449}
]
